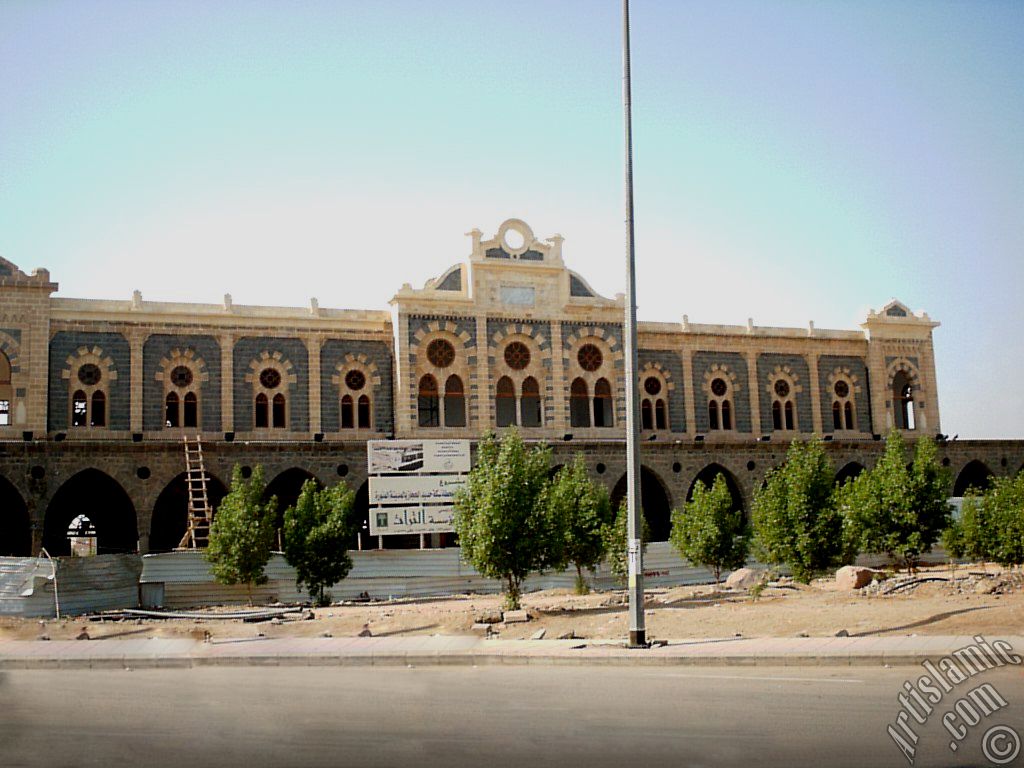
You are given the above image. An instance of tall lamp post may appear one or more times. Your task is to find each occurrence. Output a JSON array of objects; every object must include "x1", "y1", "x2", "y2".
[{"x1": 622, "y1": 0, "x2": 646, "y2": 648}]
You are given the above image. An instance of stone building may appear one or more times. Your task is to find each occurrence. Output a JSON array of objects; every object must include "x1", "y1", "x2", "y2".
[{"x1": 1, "y1": 219, "x2": 1020, "y2": 557}]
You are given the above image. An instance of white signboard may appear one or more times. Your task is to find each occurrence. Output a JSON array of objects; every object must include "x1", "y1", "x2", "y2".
[
  {"x1": 370, "y1": 506, "x2": 455, "y2": 536},
  {"x1": 367, "y1": 440, "x2": 471, "y2": 474},
  {"x1": 369, "y1": 475, "x2": 467, "y2": 505}
]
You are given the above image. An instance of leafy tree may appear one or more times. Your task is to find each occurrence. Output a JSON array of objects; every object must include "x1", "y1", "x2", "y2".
[
  {"x1": 603, "y1": 499, "x2": 650, "y2": 587},
  {"x1": 544, "y1": 455, "x2": 614, "y2": 594},
  {"x1": 453, "y1": 429, "x2": 558, "y2": 610},
  {"x1": 283, "y1": 479, "x2": 356, "y2": 606},
  {"x1": 670, "y1": 474, "x2": 749, "y2": 583},
  {"x1": 840, "y1": 431, "x2": 951, "y2": 572},
  {"x1": 948, "y1": 472, "x2": 1024, "y2": 567},
  {"x1": 752, "y1": 438, "x2": 843, "y2": 582},
  {"x1": 206, "y1": 465, "x2": 278, "y2": 604}
]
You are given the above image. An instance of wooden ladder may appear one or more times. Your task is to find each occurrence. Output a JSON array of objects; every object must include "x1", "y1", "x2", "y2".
[{"x1": 178, "y1": 436, "x2": 212, "y2": 549}]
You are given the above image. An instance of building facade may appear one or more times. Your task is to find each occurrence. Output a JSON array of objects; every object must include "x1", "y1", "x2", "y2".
[{"x1": 1, "y1": 219, "x2": 1020, "y2": 557}]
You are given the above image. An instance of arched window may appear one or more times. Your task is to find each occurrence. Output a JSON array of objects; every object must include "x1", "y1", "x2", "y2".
[
  {"x1": 832, "y1": 401, "x2": 842, "y2": 430},
  {"x1": 183, "y1": 392, "x2": 198, "y2": 429},
  {"x1": 418, "y1": 375, "x2": 439, "y2": 427},
  {"x1": 707, "y1": 376, "x2": 733, "y2": 431},
  {"x1": 772, "y1": 400, "x2": 782, "y2": 430},
  {"x1": 784, "y1": 400, "x2": 794, "y2": 430},
  {"x1": 641, "y1": 399, "x2": 653, "y2": 430},
  {"x1": 357, "y1": 395, "x2": 371, "y2": 429},
  {"x1": 655, "y1": 399, "x2": 667, "y2": 430},
  {"x1": 444, "y1": 375, "x2": 465, "y2": 427},
  {"x1": 521, "y1": 377, "x2": 541, "y2": 427},
  {"x1": 72, "y1": 390, "x2": 88, "y2": 427},
  {"x1": 844, "y1": 401, "x2": 854, "y2": 430},
  {"x1": 254, "y1": 393, "x2": 269, "y2": 428},
  {"x1": 831, "y1": 377, "x2": 856, "y2": 431},
  {"x1": 641, "y1": 375, "x2": 668, "y2": 431},
  {"x1": 770, "y1": 378, "x2": 796, "y2": 431},
  {"x1": 496, "y1": 376, "x2": 517, "y2": 427},
  {"x1": 272, "y1": 393, "x2": 287, "y2": 428},
  {"x1": 341, "y1": 394, "x2": 354, "y2": 429},
  {"x1": 570, "y1": 378, "x2": 590, "y2": 428},
  {"x1": 165, "y1": 392, "x2": 180, "y2": 428},
  {"x1": 893, "y1": 371, "x2": 915, "y2": 430},
  {"x1": 593, "y1": 378, "x2": 613, "y2": 428},
  {"x1": 0, "y1": 351, "x2": 11, "y2": 427},
  {"x1": 91, "y1": 391, "x2": 106, "y2": 427}
]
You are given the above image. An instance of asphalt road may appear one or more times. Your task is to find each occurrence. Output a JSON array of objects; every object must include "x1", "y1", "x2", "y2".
[{"x1": 2, "y1": 665, "x2": 1022, "y2": 768}]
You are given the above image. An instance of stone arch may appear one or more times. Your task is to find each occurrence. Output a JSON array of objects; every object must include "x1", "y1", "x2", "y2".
[
  {"x1": 0, "y1": 475, "x2": 31, "y2": 556},
  {"x1": 687, "y1": 464, "x2": 744, "y2": 516},
  {"x1": 610, "y1": 466, "x2": 674, "y2": 543},
  {"x1": 264, "y1": 468, "x2": 321, "y2": 535},
  {"x1": 43, "y1": 469, "x2": 138, "y2": 555},
  {"x1": 953, "y1": 460, "x2": 994, "y2": 497},
  {"x1": 149, "y1": 472, "x2": 229, "y2": 553},
  {"x1": 835, "y1": 461, "x2": 866, "y2": 487}
]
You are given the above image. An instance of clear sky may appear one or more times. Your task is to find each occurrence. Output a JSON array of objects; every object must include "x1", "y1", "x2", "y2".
[{"x1": 2, "y1": 1, "x2": 1022, "y2": 438}]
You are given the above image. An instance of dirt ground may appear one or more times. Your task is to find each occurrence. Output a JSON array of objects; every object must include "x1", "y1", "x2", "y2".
[{"x1": 3, "y1": 563, "x2": 1022, "y2": 643}]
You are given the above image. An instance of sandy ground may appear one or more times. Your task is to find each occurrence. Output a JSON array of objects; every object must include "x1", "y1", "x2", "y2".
[{"x1": 3, "y1": 563, "x2": 1021, "y2": 643}]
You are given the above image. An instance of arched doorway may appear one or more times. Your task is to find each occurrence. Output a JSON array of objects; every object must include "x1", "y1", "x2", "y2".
[
  {"x1": 835, "y1": 462, "x2": 866, "y2": 487},
  {"x1": 0, "y1": 475, "x2": 31, "y2": 556},
  {"x1": 687, "y1": 464, "x2": 744, "y2": 517},
  {"x1": 43, "y1": 469, "x2": 138, "y2": 555},
  {"x1": 264, "y1": 468, "x2": 321, "y2": 545},
  {"x1": 610, "y1": 466, "x2": 674, "y2": 542},
  {"x1": 953, "y1": 460, "x2": 993, "y2": 497},
  {"x1": 149, "y1": 472, "x2": 229, "y2": 552}
]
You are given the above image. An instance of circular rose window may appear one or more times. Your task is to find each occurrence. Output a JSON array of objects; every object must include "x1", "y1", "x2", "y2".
[
  {"x1": 259, "y1": 368, "x2": 282, "y2": 389},
  {"x1": 774, "y1": 380, "x2": 790, "y2": 398},
  {"x1": 504, "y1": 342, "x2": 531, "y2": 370},
  {"x1": 577, "y1": 344, "x2": 603, "y2": 372},
  {"x1": 170, "y1": 366, "x2": 193, "y2": 388},
  {"x1": 426, "y1": 339, "x2": 455, "y2": 368},
  {"x1": 644, "y1": 377, "x2": 661, "y2": 396},
  {"x1": 77, "y1": 364, "x2": 102, "y2": 386},
  {"x1": 345, "y1": 370, "x2": 366, "y2": 391},
  {"x1": 834, "y1": 380, "x2": 850, "y2": 398},
  {"x1": 710, "y1": 378, "x2": 728, "y2": 397}
]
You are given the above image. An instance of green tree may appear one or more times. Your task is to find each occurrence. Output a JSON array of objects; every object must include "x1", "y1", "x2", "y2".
[
  {"x1": 453, "y1": 429, "x2": 558, "y2": 610},
  {"x1": 283, "y1": 479, "x2": 356, "y2": 605},
  {"x1": 950, "y1": 472, "x2": 1024, "y2": 567},
  {"x1": 752, "y1": 438, "x2": 843, "y2": 582},
  {"x1": 544, "y1": 455, "x2": 614, "y2": 594},
  {"x1": 206, "y1": 465, "x2": 278, "y2": 604},
  {"x1": 602, "y1": 499, "x2": 650, "y2": 587},
  {"x1": 670, "y1": 474, "x2": 749, "y2": 583},
  {"x1": 840, "y1": 431, "x2": 951, "y2": 572}
]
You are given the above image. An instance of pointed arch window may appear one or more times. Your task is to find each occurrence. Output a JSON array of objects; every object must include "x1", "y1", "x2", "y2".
[
  {"x1": 570, "y1": 378, "x2": 590, "y2": 428},
  {"x1": 721, "y1": 400, "x2": 732, "y2": 430},
  {"x1": 641, "y1": 399, "x2": 653, "y2": 430},
  {"x1": 641, "y1": 375, "x2": 668, "y2": 431},
  {"x1": 272, "y1": 393, "x2": 287, "y2": 428},
  {"x1": 831, "y1": 378, "x2": 856, "y2": 431},
  {"x1": 255, "y1": 393, "x2": 269, "y2": 428},
  {"x1": 444, "y1": 375, "x2": 466, "y2": 427},
  {"x1": 72, "y1": 390, "x2": 88, "y2": 427},
  {"x1": 594, "y1": 378, "x2": 614, "y2": 428},
  {"x1": 340, "y1": 368, "x2": 371, "y2": 430},
  {"x1": 770, "y1": 378, "x2": 796, "y2": 432},
  {"x1": 521, "y1": 376, "x2": 542, "y2": 427},
  {"x1": 496, "y1": 376, "x2": 517, "y2": 427},
  {"x1": 165, "y1": 392, "x2": 180, "y2": 428},
  {"x1": 357, "y1": 395, "x2": 371, "y2": 429},
  {"x1": 91, "y1": 391, "x2": 106, "y2": 427},
  {"x1": 832, "y1": 401, "x2": 842, "y2": 430},
  {"x1": 183, "y1": 392, "x2": 198, "y2": 428},
  {"x1": 418, "y1": 375, "x2": 439, "y2": 427},
  {"x1": 341, "y1": 394, "x2": 354, "y2": 429},
  {"x1": 655, "y1": 399, "x2": 667, "y2": 430},
  {"x1": 708, "y1": 377, "x2": 733, "y2": 431}
]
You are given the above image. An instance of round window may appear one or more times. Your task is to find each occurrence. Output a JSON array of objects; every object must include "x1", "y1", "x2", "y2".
[
  {"x1": 577, "y1": 344, "x2": 603, "y2": 372},
  {"x1": 834, "y1": 380, "x2": 850, "y2": 398},
  {"x1": 643, "y1": 377, "x2": 661, "y2": 396},
  {"x1": 77, "y1": 364, "x2": 102, "y2": 386},
  {"x1": 774, "y1": 380, "x2": 790, "y2": 398},
  {"x1": 504, "y1": 342, "x2": 531, "y2": 370},
  {"x1": 259, "y1": 368, "x2": 282, "y2": 389},
  {"x1": 345, "y1": 370, "x2": 366, "y2": 391},
  {"x1": 426, "y1": 339, "x2": 456, "y2": 368},
  {"x1": 170, "y1": 366, "x2": 193, "y2": 388},
  {"x1": 710, "y1": 378, "x2": 728, "y2": 397}
]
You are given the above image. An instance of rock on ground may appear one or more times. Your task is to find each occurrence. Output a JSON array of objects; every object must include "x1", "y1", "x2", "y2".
[
  {"x1": 835, "y1": 565, "x2": 877, "y2": 590},
  {"x1": 725, "y1": 568, "x2": 765, "y2": 591}
]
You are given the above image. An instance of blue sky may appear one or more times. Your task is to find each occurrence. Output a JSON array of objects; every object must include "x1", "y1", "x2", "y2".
[{"x1": 2, "y1": 0, "x2": 1022, "y2": 438}]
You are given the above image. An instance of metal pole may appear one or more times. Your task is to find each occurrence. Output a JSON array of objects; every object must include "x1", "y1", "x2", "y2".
[{"x1": 622, "y1": 0, "x2": 646, "y2": 648}]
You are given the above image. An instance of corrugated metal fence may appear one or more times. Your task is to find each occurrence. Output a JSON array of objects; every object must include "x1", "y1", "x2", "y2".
[{"x1": 0, "y1": 554, "x2": 141, "y2": 618}]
